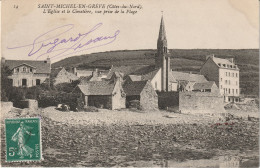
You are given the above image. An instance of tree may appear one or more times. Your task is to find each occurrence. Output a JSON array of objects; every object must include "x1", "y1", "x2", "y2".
[{"x1": 1, "y1": 65, "x2": 12, "y2": 101}]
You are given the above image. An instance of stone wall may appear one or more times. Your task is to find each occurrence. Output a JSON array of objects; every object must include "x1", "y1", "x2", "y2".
[
  {"x1": 140, "y1": 82, "x2": 158, "y2": 110},
  {"x1": 157, "y1": 91, "x2": 179, "y2": 109},
  {"x1": 112, "y1": 80, "x2": 126, "y2": 110},
  {"x1": 14, "y1": 99, "x2": 38, "y2": 110},
  {"x1": 179, "y1": 92, "x2": 225, "y2": 113}
]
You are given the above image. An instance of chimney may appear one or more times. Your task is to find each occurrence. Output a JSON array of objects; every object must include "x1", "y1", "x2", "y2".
[
  {"x1": 227, "y1": 58, "x2": 234, "y2": 63},
  {"x1": 92, "y1": 68, "x2": 98, "y2": 77},
  {"x1": 73, "y1": 67, "x2": 77, "y2": 75},
  {"x1": 45, "y1": 56, "x2": 51, "y2": 64},
  {"x1": 206, "y1": 54, "x2": 214, "y2": 60}
]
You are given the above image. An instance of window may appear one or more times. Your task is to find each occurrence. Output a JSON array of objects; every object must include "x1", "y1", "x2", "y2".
[
  {"x1": 236, "y1": 73, "x2": 238, "y2": 77},
  {"x1": 22, "y1": 79, "x2": 27, "y2": 87},
  {"x1": 36, "y1": 79, "x2": 40, "y2": 85},
  {"x1": 30, "y1": 68, "x2": 33, "y2": 72},
  {"x1": 155, "y1": 82, "x2": 157, "y2": 89},
  {"x1": 17, "y1": 68, "x2": 19, "y2": 72},
  {"x1": 225, "y1": 80, "x2": 227, "y2": 84},
  {"x1": 236, "y1": 89, "x2": 238, "y2": 94},
  {"x1": 232, "y1": 73, "x2": 234, "y2": 77},
  {"x1": 226, "y1": 72, "x2": 228, "y2": 76},
  {"x1": 221, "y1": 78, "x2": 222, "y2": 81},
  {"x1": 229, "y1": 89, "x2": 230, "y2": 94}
]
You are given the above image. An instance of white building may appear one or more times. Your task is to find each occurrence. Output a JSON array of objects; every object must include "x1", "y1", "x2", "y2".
[{"x1": 200, "y1": 54, "x2": 240, "y2": 102}]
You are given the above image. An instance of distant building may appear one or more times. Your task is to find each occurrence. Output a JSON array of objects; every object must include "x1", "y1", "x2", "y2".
[
  {"x1": 200, "y1": 54, "x2": 240, "y2": 102},
  {"x1": 192, "y1": 81, "x2": 219, "y2": 93},
  {"x1": 51, "y1": 67, "x2": 79, "y2": 85},
  {"x1": 3, "y1": 58, "x2": 51, "y2": 87},
  {"x1": 171, "y1": 71, "x2": 208, "y2": 91}
]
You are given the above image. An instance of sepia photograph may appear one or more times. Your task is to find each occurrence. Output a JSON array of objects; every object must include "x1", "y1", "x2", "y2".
[{"x1": 1, "y1": 0, "x2": 259, "y2": 167}]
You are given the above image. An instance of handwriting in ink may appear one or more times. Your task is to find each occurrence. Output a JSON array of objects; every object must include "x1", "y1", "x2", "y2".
[{"x1": 7, "y1": 23, "x2": 120, "y2": 60}]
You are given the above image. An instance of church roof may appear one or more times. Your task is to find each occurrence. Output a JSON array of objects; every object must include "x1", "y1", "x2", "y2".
[
  {"x1": 107, "y1": 65, "x2": 159, "y2": 80},
  {"x1": 172, "y1": 71, "x2": 207, "y2": 82},
  {"x1": 5, "y1": 60, "x2": 51, "y2": 74}
]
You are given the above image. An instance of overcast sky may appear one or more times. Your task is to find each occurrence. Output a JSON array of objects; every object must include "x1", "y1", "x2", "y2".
[{"x1": 2, "y1": 0, "x2": 259, "y2": 62}]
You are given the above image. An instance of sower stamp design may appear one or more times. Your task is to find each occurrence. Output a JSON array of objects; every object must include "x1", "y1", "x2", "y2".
[{"x1": 5, "y1": 118, "x2": 42, "y2": 162}]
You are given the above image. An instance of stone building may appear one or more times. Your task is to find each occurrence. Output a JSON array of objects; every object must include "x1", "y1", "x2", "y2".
[
  {"x1": 3, "y1": 58, "x2": 51, "y2": 87},
  {"x1": 75, "y1": 77, "x2": 125, "y2": 110},
  {"x1": 123, "y1": 79, "x2": 158, "y2": 110},
  {"x1": 200, "y1": 54, "x2": 240, "y2": 102},
  {"x1": 51, "y1": 67, "x2": 79, "y2": 85}
]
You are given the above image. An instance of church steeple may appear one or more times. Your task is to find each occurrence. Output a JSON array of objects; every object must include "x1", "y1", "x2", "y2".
[
  {"x1": 158, "y1": 16, "x2": 167, "y2": 41},
  {"x1": 155, "y1": 14, "x2": 170, "y2": 92}
]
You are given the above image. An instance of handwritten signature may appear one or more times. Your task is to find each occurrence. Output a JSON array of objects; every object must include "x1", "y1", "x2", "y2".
[{"x1": 7, "y1": 23, "x2": 120, "y2": 60}]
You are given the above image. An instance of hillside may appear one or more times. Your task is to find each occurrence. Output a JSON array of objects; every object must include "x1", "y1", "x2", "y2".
[{"x1": 52, "y1": 49, "x2": 259, "y2": 96}]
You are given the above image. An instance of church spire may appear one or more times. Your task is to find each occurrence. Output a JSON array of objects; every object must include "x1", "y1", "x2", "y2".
[{"x1": 158, "y1": 15, "x2": 167, "y2": 41}]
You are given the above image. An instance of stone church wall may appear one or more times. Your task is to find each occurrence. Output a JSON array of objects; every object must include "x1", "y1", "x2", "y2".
[{"x1": 179, "y1": 92, "x2": 225, "y2": 113}]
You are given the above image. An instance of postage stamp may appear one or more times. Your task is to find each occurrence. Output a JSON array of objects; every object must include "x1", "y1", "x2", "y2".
[{"x1": 5, "y1": 118, "x2": 42, "y2": 162}]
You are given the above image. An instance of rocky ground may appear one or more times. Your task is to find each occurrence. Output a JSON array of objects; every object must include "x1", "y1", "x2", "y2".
[{"x1": 1, "y1": 106, "x2": 259, "y2": 167}]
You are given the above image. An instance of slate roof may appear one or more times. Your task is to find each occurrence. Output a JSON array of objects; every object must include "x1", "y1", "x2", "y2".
[
  {"x1": 212, "y1": 57, "x2": 233, "y2": 65},
  {"x1": 123, "y1": 81, "x2": 148, "y2": 96},
  {"x1": 52, "y1": 67, "x2": 79, "y2": 80},
  {"x1": 193, "y1": 81, "x2": 216, "y2": 90},
  {"x1": 107, "y1": 65, "x2": 158, "y2": 80},
  {"x1": 77, "y1": 81, "x2": 115, "y2": 95},
  {"x1": 5, "y1": 60, "x2": 51, "y2": 74},
  {"x1": 172, "y1": 71, "x2": 207, "y2": 82}
]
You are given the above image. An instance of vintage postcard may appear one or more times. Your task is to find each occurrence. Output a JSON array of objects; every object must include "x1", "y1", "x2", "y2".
[{"x1": 1, "y1": 0, "x2": 259, "y2": 167}]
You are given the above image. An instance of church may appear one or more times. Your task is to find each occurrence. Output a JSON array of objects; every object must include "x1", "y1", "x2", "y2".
[{"x1": 75, "y1": 15, "x2": 222, "y2": 111}]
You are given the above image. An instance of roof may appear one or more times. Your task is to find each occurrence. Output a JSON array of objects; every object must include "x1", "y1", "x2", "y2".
[
  {"x1": 128, "y1": 75, "x2": 142, "y2": 81},
  {"x1": 52, "y1": 67, "x2": 79, "y2": 80},
  {"x1": 193, "y1": 81, "x2": 216, "y2": 90},
  {"x1": 212, "y1": 57, "x2": 233, "y2": 65},
  {"x1": 77, "y1": 81, "x2": 115, "y2": 95},
  {"x1": 5, "y1": 60, "x2": 51, "y2": 74},
  {"x1": 79, "y1": 76, "x2": 93, "y2": 84},
  {"x1": 123, "y1": 81, "x2": 148, "y2": 96},
  {"x1": 76, "y1": 70, "x2": 93, "y2": 77},
  {"x1": 13, "y1": 63, "x2": 36, "y2": 69},
  {"x1": 172, "y1": 71, "x2": 207, "y2": 82},
  {"x1": 107, "y1": 65, "x2": 159, "y2": 80}
]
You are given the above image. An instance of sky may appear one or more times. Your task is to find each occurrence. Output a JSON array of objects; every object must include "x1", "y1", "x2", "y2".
[{"x1": 1, "y1": 0, "x2": 259, "y2": 62}]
